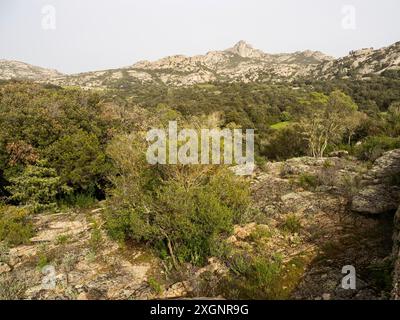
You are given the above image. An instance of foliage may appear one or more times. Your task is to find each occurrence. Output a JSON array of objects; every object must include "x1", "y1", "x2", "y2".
[
  {"x1": 0, "y1": 82, "x2": 114, "y2": 203},
  {"x1": 0, "y1": 205, "x2": 34, "y2": 246},
  {"x1": 299, "y1": 91, "x2": 361, "y2": 157},
  {"x1": 6, "y1": 160, "x2": 71, "y2": 212},
  {"x1": 45, "y1": 130, "x2": 110, "y2": 192},
  {"x1": 281, "y1": 214, "x2": 302, "y2": 234},
  {"x1": 263, "y1": 124, "x2": 308, "y2": 160},
  {"x1": 104, "y1": 133, "x2": 251, "y2": 266},
  {"x1": 297, "y1": 173, "x2": 320, "y2": 190},
  {"x1": 89, "y1": 219, "x2": 104, "y2": 253},
  {"x1": 355, "y1": 136, "x2": 400, "y2": 161}
]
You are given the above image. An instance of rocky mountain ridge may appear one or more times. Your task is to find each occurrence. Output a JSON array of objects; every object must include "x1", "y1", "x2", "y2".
[
  {"x1": 1, "y1": 41, "x2": 399, "y2": 87},
  {"x1": 0, "y1": 60, "x2": 63, "y2": 81}
]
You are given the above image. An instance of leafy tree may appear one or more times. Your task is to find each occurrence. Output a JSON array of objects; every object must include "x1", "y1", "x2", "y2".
[
  {"x1": 45, "y1": 130, "x2": 110, "y2": 192},
  {"x1": 6, "y1": 160, "x2": 71, "y2": 212},
  {"x1": 299, "y1": 91, "x2": 359, "y2": 157},
  {"x1": 104, "y1": 132, "x2": 250, "y2": 266}
]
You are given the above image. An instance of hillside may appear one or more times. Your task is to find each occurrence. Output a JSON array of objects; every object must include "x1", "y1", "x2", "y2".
[
  {"x1": 0, "y1": 60, "x2": 63, "y2": 81},
  {"x1": 1, "y1": 41, "x2": 400, "y2": 88}
]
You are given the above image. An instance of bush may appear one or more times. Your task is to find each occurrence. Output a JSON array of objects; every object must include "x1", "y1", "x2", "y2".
[
  {"x1": 281, "y1": 214, "x2": 302, "y2": 234},
  {"x1": 0, "y1": 206, "x2": 34, "y2": 246},
  {"x1": 89, "y1": 220, "x2": 104, "y2": 253},
  {"x1": 298, "y1": 173, "x2": 320, "y2": 190},
  {"x1": 221, "y1": 254, "x2": 284, "y2": 299},
  {"x1": 45, "y1": 130, "x2": 111, "y2": 192},
  {"x1": 263, "y1": 125, "x2": 308, "y2": 160},
  {"x1": 6, "y1": 160, "x2": 71, "y2": 212},
  {"x1": 104, "y1": 133, "x2": 251, "y2": 266},
  {"x1": 355, "y1": 136, "x2": 400, "y2": 161},
  {"x1": 58, "y1": 192, "x2": 97, "y2": 209}
]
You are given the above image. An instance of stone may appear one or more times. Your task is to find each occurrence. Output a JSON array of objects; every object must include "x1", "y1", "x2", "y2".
[
  {"x1": 233, "y1": 223, "x2": 257, "y2": 240},
  {"x1": 0, "y1": 262, "x2": 11, "y2": 274},
  {"x1": 351, "y1": 185, "x2": 400, "y2": 214},
  {"x1": 30, "y1": 220, "x2": 88, "y2": 243},
  {"x1": 352, "y1": 149, "x2": 400, "y2": 214},
  {"x1": 163, "y1": 281, "x2": 191, "y2": 299}
]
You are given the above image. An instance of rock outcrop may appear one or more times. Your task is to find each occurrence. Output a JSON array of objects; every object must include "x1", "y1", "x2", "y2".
[
  {"x1": 0, "y1": 60, "x2": 63, "y2": 81},
  {"x1": 352, "y1": 149, "x2": 400, "y2": 214},
  {"x1": 349, "y1": 149, "x2": 400, "y2": 299},
  {"x1": 393, "y1": 206, "x2": 400, "y2": 299},
  {"x1": 2, "y1": 41, "x2": 399, "y2": 87}
]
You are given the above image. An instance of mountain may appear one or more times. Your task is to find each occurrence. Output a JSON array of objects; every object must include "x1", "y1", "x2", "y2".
[
  {"x1": 1, "y1": 41, "x2": 399, "y2": 87},
  {"x1": 47, "y1": 41, "x2": 335, "y2": 88},
  {"x1": 312, "y1": 41, "x2": 400, "y2": 79},
  {"x1": 0, "y1": 60, "x2": 63, "y2": 81}
]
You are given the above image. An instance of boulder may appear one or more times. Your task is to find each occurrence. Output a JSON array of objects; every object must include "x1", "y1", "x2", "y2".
[
  {"x1": 0, "y1": 262, "x2": 11, "y2": 274},
  {"x1": 352, "y1": 149, "x2": 400, "y2": 214},
  {"x1": 352, "y1": 184, "x2": 400, "y2": 214}
]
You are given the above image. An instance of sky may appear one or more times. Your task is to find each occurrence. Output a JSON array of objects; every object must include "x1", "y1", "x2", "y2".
[{"x1": 0, "y1": 0, "x2": 399, "y2": 74}]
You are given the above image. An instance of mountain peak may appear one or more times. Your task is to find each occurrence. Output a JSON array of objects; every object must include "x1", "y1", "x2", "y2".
[{"x1": 226, "y1": 40, "x2": 265, "y2": 58}]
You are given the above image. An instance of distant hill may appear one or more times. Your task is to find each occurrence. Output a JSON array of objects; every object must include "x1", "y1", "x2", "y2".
[
  {"x1": 0, "y1": 60, "x2": 63, "y2": 81},
  {"x1": 1, "y1": 40, "x2": 399, "y2": 88}
]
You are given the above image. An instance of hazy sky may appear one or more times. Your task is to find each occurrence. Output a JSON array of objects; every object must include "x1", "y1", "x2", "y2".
[{"x1": 1, "y1": 0, "x2": 399, "y2": 74}]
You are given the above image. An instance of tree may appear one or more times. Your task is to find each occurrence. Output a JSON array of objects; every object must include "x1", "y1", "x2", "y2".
[
  {"x1": 104, "y1": 131, "x2": 250, "y2": 266},
  {"x1": 6, "y1": 160, "x2": 71, "y2": 212},
  {"x1": 45, "y1": 130, "x2": 110, "y2": 192},
  {"x1": 299, "y1": 91, "x2": 359, "y2": 158}
]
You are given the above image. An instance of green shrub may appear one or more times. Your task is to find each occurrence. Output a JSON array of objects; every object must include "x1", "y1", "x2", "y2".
[
  {"x1": 6, "y1": 160, "x2": 71, "y2": 212},
  {"x1": 281, "y1": 214, "x2": 302, "y2": 234},
  {"x1": 0, "y1": 206, "x2": 34, "y2": 246},
  {"x1": 55, "y1": 234, "x2": 70, "y2": 245},
  {"x1": 104, "y1": 133, "x2": 251, "y2": 266},
  {"x1": 45, "y1": 130, "x2": 111, "y2": 192},
  {"x1": 298, "y1": 173, "x2": 319, "y2": 190},
  {"x1": 249, "y1": 225, "x2": 272, "y2": 242},
  {"x1": 58, "y1": 192, "x2": 97, "y2": 209},
  {"x1": 355, "y1": 136, "x2": 400, "y2": 161},
  {"x1": 263, "y1": 125, "x2": 308, "y2": 160},
  {"x1": 221, "y1": 254, "x2": 284, "y2": 299},
  {"x1": 89, "y1": 220, "x2": 103, "y2": 253},
  {"x1": 147, "y1": 277, "x2": 163, "y2": 295}
]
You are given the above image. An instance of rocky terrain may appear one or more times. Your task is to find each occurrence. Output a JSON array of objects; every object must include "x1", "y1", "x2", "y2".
[
  {"x1": 0, "y1": 60, "x2": 63, "y2": 81},
  {"x1": 349, "y1": 149, "x2": 400, "y2": 299},
  {"x1": 1, "y1": 152, "x2": 399, "y2": 300},
  {"x1": 312, "y1": 41, "x2": 400, "y2": 80},
  {"x1": 1, "y1": 41, "x2": 399, "y2": 87}
]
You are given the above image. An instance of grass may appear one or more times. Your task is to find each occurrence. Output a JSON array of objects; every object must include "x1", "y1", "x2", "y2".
[
  {"x1": 281, "y1": 214, "x2": 302, "y2": 234},
  {"x1": 55, "y1": 234, "x2": 71, "y2": 245},
  {"x1": 0, "y1": 242, "x2": 10, "y2": 264},
  {"x1": 270, "y1": 121, "x2": 291, "y2": 130},
  {"x1": 89, "y1": 220, "x2": 104, "y2": 253},
  {"x1": 147, "y1": 277, "x2": 163, "y2": 295},
  {"x1": 220, "y1": 252, "x2": 310, "y2": 300},
  {"x1": 365, "y1": 259, "x2": 394, "y2": 293},
  {"x1": 249, "y1": 225, "x2": 272, "y2": 242},
  {"x1": 298, "y1": 173, "x2": 320, "y2": 190}
]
